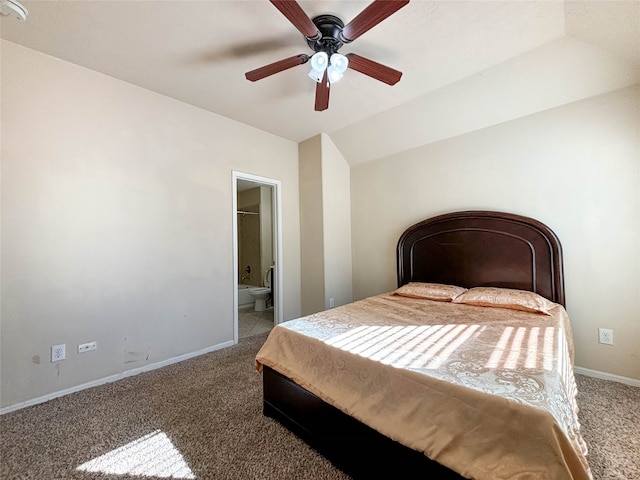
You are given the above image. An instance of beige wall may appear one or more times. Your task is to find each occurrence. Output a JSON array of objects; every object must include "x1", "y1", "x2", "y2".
[
  {"x1": 259, "y1": 186, "x2": 274, "y2": 285},
  {"x1": 298, "y1": 135, "x2": 325, "y2": 315},
  {"x1": 320, "y1": 134, "x2": 352, "y2": 309},
  {"x1": 0, "y1": 41, "x2": 301, "y2": 408},
  {"x1": 298, "y1": 134, "x2": 353, "y2": 315},
  {"x1": 350, "y1": 86, "x2": 640, "y2": 380},
  {"x1": 330, "y1": 35, "x2": 639, "y2": 167},
  {"x1": 237, "y1": 189, "x2": 261, "y2": 287}
]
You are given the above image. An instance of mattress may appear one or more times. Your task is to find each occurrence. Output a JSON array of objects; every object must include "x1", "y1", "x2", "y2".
[{"x1": 256, "y1": 292, "x2": 592, "y2": 480}]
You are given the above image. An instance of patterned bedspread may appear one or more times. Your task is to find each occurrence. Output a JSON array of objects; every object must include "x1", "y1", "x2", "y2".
[{"x1": 256, "y1": 293, "x2": 592, "y2": 480}]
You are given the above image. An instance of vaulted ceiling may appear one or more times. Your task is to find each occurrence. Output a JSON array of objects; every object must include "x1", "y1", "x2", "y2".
[{"x1": 2, "y1": 1, "x2": 638, "y2": 164}]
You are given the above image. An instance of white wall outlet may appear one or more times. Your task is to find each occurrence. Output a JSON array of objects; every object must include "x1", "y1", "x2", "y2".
[
  {"x1": 598, "y1": 328, "x2": 614, "y2": 345},
  {"x1": 78, "y1": 341, "x2": 97, "y2": 353},
  {"x1": 51, "y1": 344, "x2": 66, "y2": 362},
  {"x1": 329, "y1": 297, "x2": 335, "y2": 308}
]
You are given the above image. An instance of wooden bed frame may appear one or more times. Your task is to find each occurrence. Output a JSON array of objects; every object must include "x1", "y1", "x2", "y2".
[{"x1": 263, "y1": 211, "x2": 565, "y2": 479}]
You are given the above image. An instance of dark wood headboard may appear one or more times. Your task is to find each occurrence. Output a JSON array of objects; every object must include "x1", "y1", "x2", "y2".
[{"x1": 397, "y1": 211, "x2": 565, "y2": 306}]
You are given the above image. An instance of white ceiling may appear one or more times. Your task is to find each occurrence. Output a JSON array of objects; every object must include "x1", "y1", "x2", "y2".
[{"x1": 2, "y1": 1, "x2": 639, "y2": 163}]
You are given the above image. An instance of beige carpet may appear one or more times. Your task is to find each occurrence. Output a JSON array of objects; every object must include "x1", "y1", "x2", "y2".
[
  {"x1": 575, "y1": 373, "x2": 640, "y2": 479},
  {"x1": 1, "y1": 332, "x2": 638, "y2": 480}
]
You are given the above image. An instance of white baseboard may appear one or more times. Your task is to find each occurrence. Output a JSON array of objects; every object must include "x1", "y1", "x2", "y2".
[
  {"x1": 3, "y1": 350, "x2": 635, "y2": 415},
  {"x1": 0, "y1": 339, "x2": 236, "y2": 415},
  {"x1": 574, "y1": 366, "x2": 640, "y2": 387}
]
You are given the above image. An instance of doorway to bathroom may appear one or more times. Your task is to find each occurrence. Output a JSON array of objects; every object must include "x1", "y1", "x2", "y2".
[{"x1": 232, "y1": 172, "x2": 282, "y2": 342}]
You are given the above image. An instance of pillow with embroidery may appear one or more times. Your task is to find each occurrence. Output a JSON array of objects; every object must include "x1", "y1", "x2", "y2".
[
  {"x1": 452, "y1": 287, "x2": 557, "y2": 315},
  {"x1": 393, "y1": 282, "x2": 468, "y2": 302}
]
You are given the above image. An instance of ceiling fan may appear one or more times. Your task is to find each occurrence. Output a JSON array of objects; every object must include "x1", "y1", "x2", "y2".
[{"x1": 245, "y1": 0, "x2": 410, "y2": 111}]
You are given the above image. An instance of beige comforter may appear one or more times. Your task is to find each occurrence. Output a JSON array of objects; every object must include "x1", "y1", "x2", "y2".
[{"x1": 256, "y1": 293, "x2": 592, "y2": 480}]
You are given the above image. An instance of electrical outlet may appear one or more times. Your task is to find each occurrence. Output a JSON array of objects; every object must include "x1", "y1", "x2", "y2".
[
  {"x1": 329, "y1": 297, "x2": 335, "y2": 308},
  {"x1": 598, "y1": 328, "x2": 614, "y2": 345},
  {"x1": 78, "y1": 341, "x2": 97, "y2": 353},
  {"x1": 51, "y1": 344, "x2": 66, "y2": 362}
]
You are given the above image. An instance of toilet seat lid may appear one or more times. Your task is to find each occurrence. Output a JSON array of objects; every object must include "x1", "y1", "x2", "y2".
[{"x1": 264, "y1": 266, "x2": 273, "y2": 288}]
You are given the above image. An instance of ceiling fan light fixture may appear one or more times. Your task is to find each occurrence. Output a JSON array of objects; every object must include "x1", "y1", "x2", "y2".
[
  {"x1": 327, "y1": 66, "x2": 343, "y2": 84},
  {"x1": 308, "y1": 51, "x2": 329, "y2": 83},
  {"x1": 310, "y1": 52, "x2": 328, "y2": 71},
  {"x1": 330, "y1": 53, "x2": 348, "y2": 73},
  {"x1": 308, "y1": 68, "x2": 324, "y2": 83},
  {"x1": 327, "y1": 53, "x2": 349, "y2": 84}
]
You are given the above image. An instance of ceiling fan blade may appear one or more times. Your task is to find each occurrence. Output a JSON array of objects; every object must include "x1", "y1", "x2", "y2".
[
  {"x1": 340, "y1": 0, "x2": 410, "y2": 43},
  {"x1": 346, "y1": 53, "x2": 402, "y2": 85},
  {"x1": 270, "y1": 0, "x2": 321, "y2": 40},
  {"x1": 314, "y1": 70, "x2": 330, "y2": 111},
  {"x1": 245, "y1": 54, "x2": 310, "y2": 82}
]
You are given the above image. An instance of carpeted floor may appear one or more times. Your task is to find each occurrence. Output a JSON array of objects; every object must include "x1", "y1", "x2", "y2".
[
  {"x1": 0, "y1": 332, "x2": 638, "y2": 480},
  {"x1": 575, "y1": 374, "x2": 640, "y2": 480}
]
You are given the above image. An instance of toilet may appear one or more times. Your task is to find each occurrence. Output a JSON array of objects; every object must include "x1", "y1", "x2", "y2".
[
  {"x1": 249, "y1": 287, "x2": 271, "y2": 312},
  {"x1": 249, "y1": 267, "x2": 273, "y2": 312}
]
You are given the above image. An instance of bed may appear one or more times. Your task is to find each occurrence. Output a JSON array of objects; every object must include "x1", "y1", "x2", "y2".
[{"x1": 256, "y1": 211, "x2": 591, "y2": 479}]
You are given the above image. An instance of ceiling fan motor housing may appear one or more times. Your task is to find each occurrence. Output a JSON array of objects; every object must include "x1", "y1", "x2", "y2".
[{"x1": 307, "y1": 15, "x2": 345, "y2": 55}]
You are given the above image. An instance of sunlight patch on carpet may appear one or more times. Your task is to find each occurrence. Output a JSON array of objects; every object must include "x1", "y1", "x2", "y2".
[{"x1": 76, "y1": 430, "x2": 195, "y2": 479}]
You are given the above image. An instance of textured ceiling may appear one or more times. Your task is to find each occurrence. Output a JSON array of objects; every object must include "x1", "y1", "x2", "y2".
[{"x1": 2, "y1": 1, "x2": 638, "y2": 162}]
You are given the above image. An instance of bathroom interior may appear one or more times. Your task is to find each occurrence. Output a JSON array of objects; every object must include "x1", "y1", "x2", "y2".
[{"x1": 237, "y1": 180, "x2": 275, "y2": 338}]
